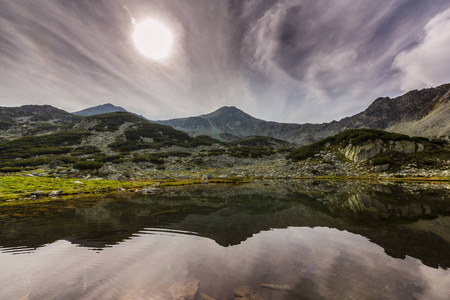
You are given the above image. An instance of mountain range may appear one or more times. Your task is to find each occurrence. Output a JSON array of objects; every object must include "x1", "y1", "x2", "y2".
[
  {"x1": 156, "y1": 83, "x2": 450, "y2": 145},
  {"x1": 0, "y1": 83, "x2": 449, "y2": 145}
]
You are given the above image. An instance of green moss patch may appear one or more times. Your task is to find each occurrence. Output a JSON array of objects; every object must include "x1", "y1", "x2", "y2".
[{"x1": 0, "y1": 176, "x2": 154, "y2": 202}]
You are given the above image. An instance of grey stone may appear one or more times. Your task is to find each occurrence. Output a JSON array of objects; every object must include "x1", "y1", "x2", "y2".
[
  {"x1": 202, "y1": 173, "x2": 214, "y2": 180},
  {"x1": 417, "y1": 143, "x2": 425, "y2": 152},
  {"x1": 107, "y1": 174, "x2": 120, "y2": 181},
  {"x1": 48, "y1": 190, "x2": 62, "y2": 197},
  {"x1": 372, "y1": 164, "x2": 390, "y2": 173},
  {"x1": 118, "y1": 175, "x2": 127, "y2": 181},
  {"x1": 142, "y1": 187, "x2": 165, "y2": 195},
  {"x1": 99, "y1": 164, "x2": 117, "y2": 176},
  {"x1": 340, "y1": 139, "x2": 383, "y2": 162},
  {"x1": 31, "y1": 191, "x2": 44, "y2": 197},
  {"x1": 48, "y1": 159, "x2": 63, "y2": 169},
  {"x1": 168, "y1": 279, "x2": 200, "y2": 300}
]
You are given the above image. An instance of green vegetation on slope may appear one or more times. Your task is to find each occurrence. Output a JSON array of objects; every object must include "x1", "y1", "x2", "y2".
[
  {"x1": 109, "y1": 122, "x2": 225, "y2": 152},
  {"x1": 86, "y1": 111, "x2": 146, "y2": 132},
  {"x1": 0, "y1": 120, "x2": 15, "y2": 130},
  {"x1": 0, "y1": 130, "x2": 92, "y2": 159}
]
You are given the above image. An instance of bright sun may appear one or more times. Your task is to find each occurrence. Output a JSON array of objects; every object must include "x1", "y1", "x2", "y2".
[{"x1": 133, "y1": 19, "x2": 174, "y2": 60}]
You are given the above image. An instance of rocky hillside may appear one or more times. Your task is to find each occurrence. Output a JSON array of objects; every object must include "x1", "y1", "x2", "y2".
[
  {"x1": 0, "y1": 105, "x2": 80, "y2": 139},
  {"x1": 73, "y1": 103, "x2": 127, "y2": 116},
  {"x1": 341, "y1": 83, "x2": 450, "y2": 135},
  {"x1": 157, "y1": 83, "x2": 450, "y2": 145},
  {"x1": 0, "y1": 111, "x2": 295, "y2": 178}
]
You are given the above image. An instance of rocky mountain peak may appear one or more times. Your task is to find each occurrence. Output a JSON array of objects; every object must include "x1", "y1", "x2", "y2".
[
  {"x1": 205, "y1": 106, "x2": 256, "y2": 122},
  {"x1": 73, "y1": 103, "x2": 127, "y2": 117}
]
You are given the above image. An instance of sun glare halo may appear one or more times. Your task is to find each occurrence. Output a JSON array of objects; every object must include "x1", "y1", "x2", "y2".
[{"x1": 133, "y1": 19, "x2": 174, "y2": 60}]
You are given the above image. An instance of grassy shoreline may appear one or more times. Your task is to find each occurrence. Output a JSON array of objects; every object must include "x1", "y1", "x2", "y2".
[
  {"x1": 1, "y1": 175, "x2": 449, "y2": 205},
  {"x1": 0, "y1": 176, "x2": 251, "y2": 204}
]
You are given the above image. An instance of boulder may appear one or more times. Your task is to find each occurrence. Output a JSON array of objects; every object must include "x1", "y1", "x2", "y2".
[
  {"x1": 340, "y1": 139, "x2": 383, "y2": 162},
  {"x1": 371, "y1": 164, "x2": 390, "y2": 173},
  {"x1": 48, "y1": 159, "x2": 63, "y2": 169},
  {"x1": 99, "y1": 164, "x2": 117, "y2": 176},
  {"x1": 142, "y1": 187, "x2": 165, "y2": 195},
  {"x1": 48, "y1": 190, "x2": 62, "y2": 197},
  {"x1": 31, "y1": 191, "x2": 44, "y2": 198},
  {"x1": 417, "y1": 143, "x2": 424, "y2": 152},
  {"x1": 199, "y1": 293, "x2": 216, "y2": 300},
  {"x1": 107, "y1": 174, "x2": 120, "y2": 181},
  {"x1": 202, "y1": 173, "x2": 214, "y2": 180},
  {"x1": 233, "y1": 286, "x2": 263, "y2": 300},
  {"x1": 393, "y1": 140, "x2": 416, "y2": 154},
  {"x1": 117, "y1": 175, "x2": 128, "y2": 182},
  {"x1": 168, "y1": 279, "x2": 200, "y2": 300},
  {"x1": 340, "y1": 139, "x2": 422, "y2": 162}
]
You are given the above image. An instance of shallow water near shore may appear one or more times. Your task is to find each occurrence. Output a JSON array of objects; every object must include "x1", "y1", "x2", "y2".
[{"x1": 1, "y1": 180, "x2": 450, "y2": 299}]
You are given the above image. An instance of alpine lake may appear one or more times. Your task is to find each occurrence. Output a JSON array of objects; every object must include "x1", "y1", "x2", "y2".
[{"x1": 1, "y1": 180, "x2": 449, "y2": 300}]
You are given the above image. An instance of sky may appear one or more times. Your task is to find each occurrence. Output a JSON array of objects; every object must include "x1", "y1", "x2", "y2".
[{"x1": 1, "y1": 0, "x2": 450, "y2": 123}]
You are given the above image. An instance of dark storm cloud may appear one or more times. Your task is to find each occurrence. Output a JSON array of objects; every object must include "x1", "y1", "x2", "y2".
[{"x1": 1, "y1": 0, "x2": 449, "y2": 122}]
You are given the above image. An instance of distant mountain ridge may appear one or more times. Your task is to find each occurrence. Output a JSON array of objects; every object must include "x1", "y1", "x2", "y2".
[
  {"x1": 0, "y1": 83, "x2": 448, "y2": 145},
  {"x1": 157, "y1": 83, "x2": 450, "y2": 145},
  {"x1": 73, "y1": 103, "x2": 127, "y2": 116}
]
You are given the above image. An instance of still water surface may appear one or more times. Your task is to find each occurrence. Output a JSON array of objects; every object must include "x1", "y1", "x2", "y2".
[{"x1": 1, "y1": 180, "x2": 449, "y2": 299}]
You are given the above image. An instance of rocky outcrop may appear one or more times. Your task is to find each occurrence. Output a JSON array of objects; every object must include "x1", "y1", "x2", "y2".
[{"x1": 339, "y1": 139, "x2": 424, "y2": 162}]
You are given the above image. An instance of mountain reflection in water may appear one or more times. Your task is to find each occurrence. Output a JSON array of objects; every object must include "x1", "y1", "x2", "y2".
[{"x1": 0, "y1": 180, "x2": 449, "y2": 299}]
